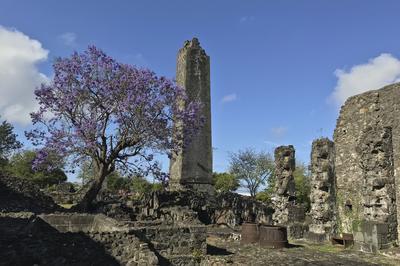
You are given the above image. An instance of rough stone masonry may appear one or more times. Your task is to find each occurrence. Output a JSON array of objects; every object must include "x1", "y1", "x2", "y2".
[
  {"x1": 308, "y1": 138, "x2": 336, "y2": 241},
  {"x1": 334, "y1": 83, "x2": 400, "y2": 248},
  {"x1": 169, "y1": 38, "x2": 214, "y2": 194},
  {"x1": 272, "y1": 145, "x2": 296, "y2": 225}
]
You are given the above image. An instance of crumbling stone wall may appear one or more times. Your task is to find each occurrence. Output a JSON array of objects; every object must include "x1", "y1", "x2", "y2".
[
  {"x1": 38, "y1": 213, "x2": 158, "y2": 265},
  {"x1": 354, "y1": 126, "x2": 397, "y2": 246},
  {"x1": 138, "y1": 190, "x2": 273, "y2": 228},
  {"x1": 0, "y1": 213, "x2": 121, "y2": 266},
  {"x1": 308, "y1": 138, "x2": 336, "y2": 240},
  {"x1": 334, "y1": 83, "x2": 400, "y2": 242},
  {"x1": 0, "y1": 174, "x2": 59, "y2": 213},
  {"x1": 272, "y1": 145, "x2": 296, "y2": 225},
  {"x1": 134, "y1": 225, "x2": 207, "y2": 259}
]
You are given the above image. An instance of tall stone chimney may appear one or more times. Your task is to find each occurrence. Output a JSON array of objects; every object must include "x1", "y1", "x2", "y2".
[{"x1": 169, "y1": 38, "x2": 214, "y2": 194}]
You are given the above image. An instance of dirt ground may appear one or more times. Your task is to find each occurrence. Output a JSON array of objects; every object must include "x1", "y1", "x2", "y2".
[{"x1": 203, "y1": 236, "x2": 400, "y2": 266}]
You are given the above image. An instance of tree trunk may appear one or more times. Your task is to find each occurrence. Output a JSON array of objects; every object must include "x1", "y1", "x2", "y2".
[{"x1": 74, "y1": 169, "x2": 108, "y2": 212}]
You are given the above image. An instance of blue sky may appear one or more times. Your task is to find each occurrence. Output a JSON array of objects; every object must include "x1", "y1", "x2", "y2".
[{"x1": 2, "y1": 1, "x2": 400, "y2": 179}]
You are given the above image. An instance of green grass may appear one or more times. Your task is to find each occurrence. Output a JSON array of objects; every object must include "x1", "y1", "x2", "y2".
[{"x1": 58, "y1": 203, "x2": 75, "y2": 209}]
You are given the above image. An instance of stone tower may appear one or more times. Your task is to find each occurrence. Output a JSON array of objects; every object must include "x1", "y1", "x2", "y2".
[{"x1": 169, "y1": 38, "x2": 214, "y2": 194}]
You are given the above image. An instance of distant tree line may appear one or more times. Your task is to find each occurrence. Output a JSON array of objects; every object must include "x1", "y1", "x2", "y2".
[
  {"x1": 77, "y1": 159, "x2": 162, "y2": 198},
  {"x1": 0, "y1": 116, "x2": 162, "y2": 199},
  {"x1": 213, "y1": 148, "x2": 311, "y2": 210},
  {"x1": 0, "y1": 116, "x2": 67, "y2": 188},
  {"x1": 0, "y1": 111, "x2": 310, "y2": 207}
]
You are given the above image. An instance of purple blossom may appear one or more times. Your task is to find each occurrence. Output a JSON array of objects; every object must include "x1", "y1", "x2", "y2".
[{"x1": 26, "y1": 45, "x2": 203, "y2": 181}]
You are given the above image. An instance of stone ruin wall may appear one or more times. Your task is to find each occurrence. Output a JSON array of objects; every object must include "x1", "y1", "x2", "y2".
[
  {"x1": 272, "y1": 145, "x2": 296, "y2": 225},
  {"x1": 139, "y1": 190, "x2": 273, "y2": 228},
  {"x1": 334, "y1": 83, "x2": 400, "y2": 241},
  {"x1": 308, "y1": 138, "x2": 336, "y2": 240},
  {"x1": 356, "y1": 126, "x2": 397, "y2": 243}
]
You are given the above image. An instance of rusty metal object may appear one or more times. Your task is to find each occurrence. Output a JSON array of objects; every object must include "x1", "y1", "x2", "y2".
[
  {"x1": 332, "y1": 234, "x2": 354, "y2": 248},
  {"x1": 240, "y1": 222, "x2": 259, "y2": 244},
  {"x1": 259, "y1": 225, "x2": 288, "y2": 248}
]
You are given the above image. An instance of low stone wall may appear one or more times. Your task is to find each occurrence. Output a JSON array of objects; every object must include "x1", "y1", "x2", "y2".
[
  {"x1": 39, "y1": 213, "x2": 126, "y2": 233},
  {"x1": 133, "y1": 225, "x2": 207, "y2": 258},
  {"x1": 38, "y1": 212, "x2": 209, "y2": 265},
  {"x1": 38, "y1": 213, "x2": 157, "y2": 265},
  {"x1": 89, "y1": 231, "x2": 158, "y2": 265}
]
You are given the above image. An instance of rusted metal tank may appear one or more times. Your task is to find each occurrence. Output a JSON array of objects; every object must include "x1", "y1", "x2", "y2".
[
  {"x1": 240, "y1": 222, "x2": 259, "y2": 244},
  {"x1": 259, "y1": 225, "x2": 288, "y2": 248}
]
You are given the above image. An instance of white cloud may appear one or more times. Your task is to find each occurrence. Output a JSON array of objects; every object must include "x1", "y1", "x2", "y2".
[
  {"x1": 0, "y1": 25, "x2": 49, "y2": 125},
  {"x1": 221, "y1": 93, "x2": 237, "y2": 103},
  {"x1": 331, "y1": 53, "x2": 400, "y2": 105},
  {"x1": 59, "y1": 32, "x2": 77, "y2": 47},
  {"x1": 240, "y1": 16, "x2": 255, "y2": 23},
  {"x1": 271, "y1": 126, "x2": 287, "y2": 138}
]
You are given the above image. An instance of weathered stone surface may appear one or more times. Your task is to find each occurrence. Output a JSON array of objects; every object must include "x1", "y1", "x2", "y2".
[
  {"x1": 0, "y1": 174, "x2": 59, "y2": 213},
  {"x1": 36, "y1": 213, "x2": 158, "y2": 265},
  {"x1": 138, "y1": 190, "x2": 273, "y2": 228},
  {"x1": 357, "y1": 127, "x2": 397, "y2": 229},
  {"x1": 308, "y1": 138, "x2": 336, "y2": 240},
  {"x1": 169, "y1": 38, "x2": 214, "y2": 194},
  {"x1": 334, "y1": 83, "x2": 400, "y2": 244},
  {"x1": 134, "y1": 225, "x2": 207, "y2": 258},
  {"x1": 353, "y1": 221, "x2": 394, "y2": 253},
  {"x1": 44, "y1": 182, "x2": 77, "y2": 205},
  {"x1": 39, "y1": 213, "x2": 127, "y2": 233},
  {"x1": 0, "y1": 214, "x2": 120, "y2": 265},
  {"x1": 272, "y1": 145, "x2": 297, "y2": 225}
]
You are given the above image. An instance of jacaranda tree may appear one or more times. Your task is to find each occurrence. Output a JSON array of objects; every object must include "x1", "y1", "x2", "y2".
[{"x1": 27, "y1": 46, "x2": 202, "y2": 210}]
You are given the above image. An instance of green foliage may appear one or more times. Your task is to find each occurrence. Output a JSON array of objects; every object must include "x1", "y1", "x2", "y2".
[
  {"x1": 0, "y1": 117, "x2": 22, "y2": 159},
  {"x1": 293, "y1": 162, "x2": 311, "y2": 211},
  {"x1": 77, "y1": 160, "x2": 162, "y2": 196},
  {"x1": 6, "y1": 150, "x2": 67, "y2": 188},
  {"x1": 106, "y1": 171, "x2": 130, "y2": 192},
  {"x1": 151, "y1": 182, "x2": 163, "y2": 191},
  {"x1": 256, "y1": 174, "x2": 276, "y2": 203},
  {"x1": 229, "y1": 148, "x2": 274, "y2": 198},
  {"x1": 212, "y1": 172, "x2": 239, "y2": 192},
  {"x1": 130, "y1": 176, "x2": 153, "y2": 196},
  {"x1": 129, "y1": 176, "x2": 162, "y2": 198},
  {"x1": 255, "y1": 190, "x2": 272, "y2": 204}
]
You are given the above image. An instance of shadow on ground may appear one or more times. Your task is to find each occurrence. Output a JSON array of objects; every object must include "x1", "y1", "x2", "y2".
[
  {"x1": 0, "y1": 216, "x2": 118, "y2": 266},
  {"x1": 207, "y1": 244, "x2": 234, "y2": 255}
]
